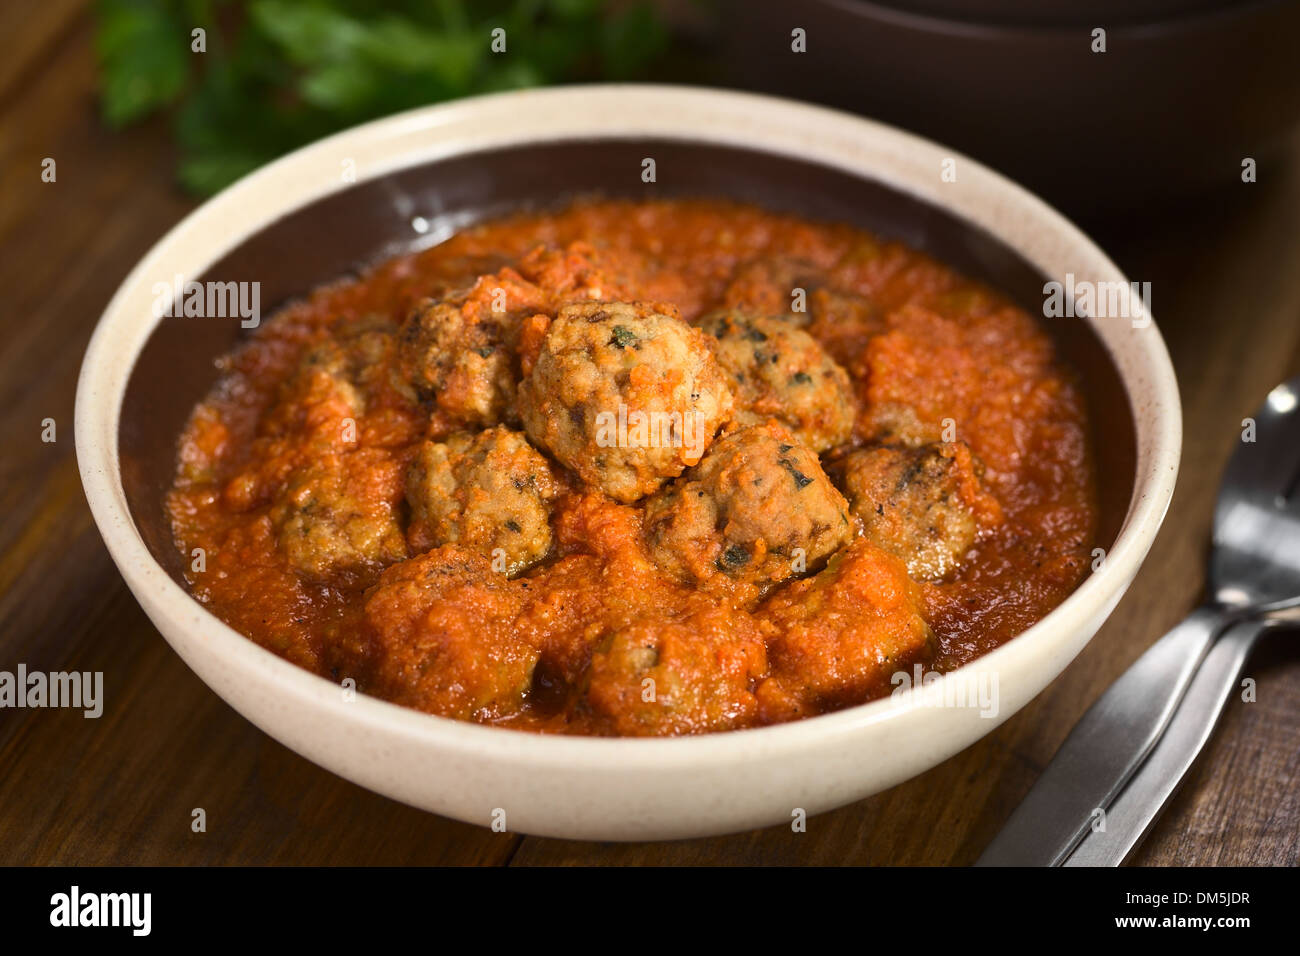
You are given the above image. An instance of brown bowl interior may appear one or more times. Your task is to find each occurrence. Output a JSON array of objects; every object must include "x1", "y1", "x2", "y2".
[{"x1": 117, "y1": 138, "x2": 1136, "y2": 588}]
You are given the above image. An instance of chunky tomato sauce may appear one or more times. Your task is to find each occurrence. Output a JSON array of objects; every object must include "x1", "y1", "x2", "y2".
[{"x1": 167, "y1": 199, "x2": 1096, "y2": 735}]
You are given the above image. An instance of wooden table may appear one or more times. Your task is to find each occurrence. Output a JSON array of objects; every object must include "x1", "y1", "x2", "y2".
[{"x1": 2, "y1": 6, "x2": 1296, "y2": 866}]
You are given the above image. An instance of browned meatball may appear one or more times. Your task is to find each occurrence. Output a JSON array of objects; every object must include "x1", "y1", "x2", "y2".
[
  {"x1": 699, "y1": 309, "x2": 855, "y2": 452},
  {"x1": 718, "y1": 257, "x2": 886, "y2": 368},
  {"x1": 582, "y1": 606, "x2": 767, "y2": 736},
  {"x1": 396, "y1": 242, "x2": 647, "y2": 429},
  {"x1": 720, "y1": 255, "x2": 820, "y2": 322},
  {"x1": 398, "y1": 298, "x2": 519, "y2": 427},
  {"x1": 364, "y1": 547, "x2": 535, "y2": 720},
  {"x1": 861, "y1": 402, "x2": 941, "y2": 447},
  {"x1": 643, "y1": 422, "x2": 853, "y2": 589},
  {"x1": 319, "y1": 314, "x2": 415, "y2": 400},
  {"x1": 262, "y1": 317, "x2": 418, "y2": 581},
  {"x1": 832, "y1": 441, "x2": 995, "y2": 580},
  {"x1": 267, "y1": 315, "x2": 415, "y2": 437},
  {"x1": 406, "y1": 426, "x2": 559, "y2": 576},
  {"x1": 519, "y1": 301, "x2": 734, "y2": 503},
  {"x1": 286, "y1": 337, "x2": 364, "y2": 419},
  {"x1": 221, "y1": 316, "x2": 416, "y2": 518},
  {"x1": 758, "y1": 539, "x2": 932, "y2": 714},
  {"x1": 804, "y1": 286, "x2": 885, "y2": 372},
  {"x1": 271, "y1": 448, "x2": 408, "y2": 582}
]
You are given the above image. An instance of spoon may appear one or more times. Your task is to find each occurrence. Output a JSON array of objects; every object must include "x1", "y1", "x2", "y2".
[{"x1": 977, "y1": 377, "x2": 1300, "y2": 867}]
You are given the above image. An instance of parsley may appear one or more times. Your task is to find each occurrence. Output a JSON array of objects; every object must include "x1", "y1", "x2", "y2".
[
  {"x1": 95, "y1": 0, "x2": 671, "y2": 195},
  {"x1": 778, "y1": 455, "x2": 813, "y2": 489},
  {"x1": 718, "y1": 543, "x2": 750, "y2": 570},
  {"x1": 608, "y1": 325, "x2": 638, "y2": 349}
]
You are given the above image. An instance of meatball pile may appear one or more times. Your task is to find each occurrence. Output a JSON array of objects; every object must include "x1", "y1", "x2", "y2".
[{"x1": 263, "y1": 241, "x2": 1003, "y2": 732}]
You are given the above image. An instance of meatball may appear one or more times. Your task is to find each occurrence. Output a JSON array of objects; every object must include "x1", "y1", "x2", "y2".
[
  {"x1": 643, "y1": 422, "x2": 853, "y2": 589},
  {"x1": 832, "y1": 441, "x2": 995, "y2": 580},
  {"x1": 518, "y1": 301, "x2": 734, "y2": 503},
  {"x1": 364, "y1": 547, "x2": 535, "y2": 720},
  {"x1": 271, "y1": 448, "x2": 408, "y2": 582},
  {"x1": 286, "y1": 337, "x2": 364, "y2": 419},
  {"x1": 398, "y1": 298, "x2": 520, "y2": 427},
  {"x1": 805, "y1": 287, "x2": 885, "y2": 372},
  {"x1": 405, "y1": 426, "x2": 559, "y2": 576},
  {"x1": 862, "y1": 401, "x2": 941, "y2": 447},
  {"x1": 582, "y1": 606, "x2": 767, "y2": 736},
  {"x1": 319, "y1": 314, "x2": 412, "y2": 398},
  {"x1": 721, "y1": 255, "x2": 820, "y2": 323},
  {"x1": 758, "y1": 539, "x2": 932, "y2": 715},
  {"x1": 268, "y1": 314, "x2": 414, "y2": 438},
  {"x1": 396, "y1": 242, "x2": 649, "y2": 428},
  {"x1": 699, "y1": 309, "x2": 855, "y2": 452},
  {"x1": 223, "y1": 316, "x2": 418, "y2": 518}
]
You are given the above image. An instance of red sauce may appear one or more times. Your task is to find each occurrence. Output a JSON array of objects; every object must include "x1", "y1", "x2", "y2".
[{"x1": 167, "y1": 198, "x2": 1096, "y2": 735}]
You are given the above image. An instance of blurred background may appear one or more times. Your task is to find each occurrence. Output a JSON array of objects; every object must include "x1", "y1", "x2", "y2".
[{"x1": 84, "y1": 0, "x2": 1300, "y2": 218}]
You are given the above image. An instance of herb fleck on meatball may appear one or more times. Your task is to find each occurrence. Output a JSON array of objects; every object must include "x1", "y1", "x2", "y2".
[
  {"x1": 699, "y1": 309, "x2": 855, "y2": 453},
  {"x1": 519, "y1": 301, "x2": 734, "y2": 503},
  {"x1": 406, "y1": 426, "x2": 559, "y2": 576},
  {"x1": 643, "y1": 421, "x2": 852, "y2": 589}
]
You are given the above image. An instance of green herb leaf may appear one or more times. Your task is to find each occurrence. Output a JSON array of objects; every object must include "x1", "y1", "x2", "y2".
[
  {"x1": 96, "y1": 0, "x2": 191, "y2": 126},
  {"x1": 94, "y1": 0, "x2": 674, "y2": 195}
]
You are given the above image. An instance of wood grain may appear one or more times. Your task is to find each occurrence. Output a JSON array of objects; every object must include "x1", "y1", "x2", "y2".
[{"x1": 0, "y1": 13, "x2": 1295, "y2": 866}]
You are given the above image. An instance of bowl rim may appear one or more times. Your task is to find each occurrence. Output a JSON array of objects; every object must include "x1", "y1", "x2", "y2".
[{"x1": 75, "y1": 83, "x2": 1181, "y2": 768}]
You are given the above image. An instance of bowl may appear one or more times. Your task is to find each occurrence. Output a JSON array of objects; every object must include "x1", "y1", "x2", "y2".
[{"x1": 75, "y1": 85, "x2": 1180, "y2": 840}]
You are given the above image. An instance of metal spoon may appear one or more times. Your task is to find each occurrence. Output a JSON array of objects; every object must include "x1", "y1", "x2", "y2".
[{"x1": 977, "y1": 377, "x2": 1300, "y2": 867}]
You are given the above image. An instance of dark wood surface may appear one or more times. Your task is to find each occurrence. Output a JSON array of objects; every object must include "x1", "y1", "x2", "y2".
[{"x1": 1, "y1": 8, "x2": 1296, "y2": 866}]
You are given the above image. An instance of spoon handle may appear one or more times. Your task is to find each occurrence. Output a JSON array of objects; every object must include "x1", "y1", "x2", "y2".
[
  {"x1": 1062, "y1": 617, "x2": 1267, "y2": 866},
  {"x1": 975, "y1": 603, "x2": 1231, "y2": 867}
]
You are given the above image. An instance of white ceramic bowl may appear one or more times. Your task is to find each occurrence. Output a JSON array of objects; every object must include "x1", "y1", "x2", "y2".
[{"x1": 76, "y1": 85, "x2": 1180, "y2": 840}]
